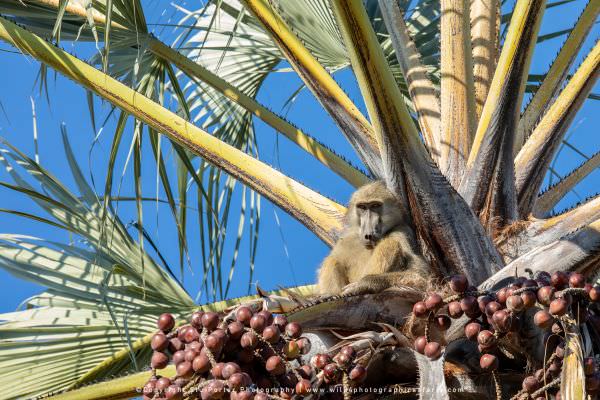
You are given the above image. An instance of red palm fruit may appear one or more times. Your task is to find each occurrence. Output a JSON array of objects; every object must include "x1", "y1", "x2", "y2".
[
  {"x1": 569, "y1": 273, "x2": 586, "y2": 288},
  {"x1": 414, "y1": 336, "x2": 428, "y2": 354},
  {"x1": 425, "y1": 293, "x2": 444, "y2": 311},
  {"x1": 496, "y1": 288, "x2": 508, "y2": 304},
  {"x1": 188, "y1": 340, "x2": 203, "y2": 352},
  {"x1": 413, "y1": 301, "x2": 428, "y2": 318},
  {"x1": 249, "y1": 314, "x2": 267, "y2": 333},
  {"x1": 273, "y1": 315, "x2": 288, "y2": 331},
  {"x1": 222, "y1": 362, "x2": 242, "y2": 379},
  {"x1": 181, "y1": 326, "x2": 200, "y2": 343},
  {"x1": 492, "y1": 310, "x2": 512, "y2": 332},
  {"x1": 283, "y1": 340, "x2": 300, "y2": 360},
  {"x1": 461, "y1": 296, "x2": 480, "y2": 318},
  {"x1": 254, "y1": 394, "x2": 269, "y2": 400},
  {"x1": 165, "y1": 385, "x2": 182, "y2": 400},
  {"x1": 211, "y1": 362, "x2": 225, "y2": 379},
  {"x1": 478, "y1": 296, "x2": 494, "y2": 313},
  {"x1": 465, "y1": 322, "x2": 481, "y2": 341},
  {"x1": 201, "y1": 312, "x2": 220, "y2": 331},
  {"x1": 296, "y1": 337, "x2": 311, "y2": 355},
  {"x1": 448, "y1": 301, "x2": 463, "y2": 318},
  {"x1": 506, "y1": 295, "x2": 524, "y2": 312},
  {"x1": 555, "y1": 342, "x2": 566, "y2": 358},
  {"x1": 323, "y1": 363, "x2": 340, "y2": 381},
  {"x1": 537, "y1": 286, "x2": 555, "y2": 306},
  {"x1": 285, "y1": 322, "x2": 303, "y2": 338},
  {"x1": 262, "y1": 325, "x2": 281, "y2": 343},
  {"x1": 521, "y1": 291, "x2": 537, "y2": 308},
  {"x1": 450, "y1": 275, "x2": 468, "y2": 293},
  {"x1": 485, "y1": 301, "x2": 502, "y2": 317},
  {"x1": 257, "y1": 310, "x2": 273, "y2": 325},
  {"x1": 235, "y1": 306, "x2": 253, "y2": 326},
  {"x1": 477, "y1": 330, "x2": 496, "y2": 347},
  {"x1": 177, "y1": 361, "x2": 193, "y2": 379},
  {"x1": 523, "y1": 279, "x2": 538, "y2": 288},
  {"x1": 549, "y1": 298, "x2": 568, "y2": 316},
  {"x1": 205, "y1": 333, "x2": 224, "y2": 353},
  {"x1": 589, "y1": 286, "x2": 600, "y2": 302},
  {"x1": 240, "y1": 332, "x2": 258, "y2": 350},
  {"x1": 227, "y1": 372, "x2": 249, "y2": 390},
  {"x1": 151, "y1": 332, "x2": 169, "y2": 351},
  {"x1": 266, "y1": 356, "x2": 285, "y2": 375},
  {"x1": 169, "y1": 338, "x2": 184, "y2": 353},
  {"x1": 522, "y1": 376, "x2": 540, "y2": 393},
  {"x1": 340, "y1": 345, "x2": 356, "y2": 359},
  {"x1": 184, "y1": 348, "x2": 199, "y2": 362},
  {"x1": 201, "y1": 380, "x2": 226, "y2": 400},
  {"x1": 311, "y1": 353, "x2": 332, "y2": 370},
  {"x1": 533, "y1": 310, "x2": 554, "y2": 329},
  {"x1": 231, "y1": 391, "x2": 254, "y2": 400},
  {"x1": 533, "y1": 369, "x2": 545, "y2": 382},
  {"x1": 295, "y1": 379, "x2": 312, "y2": 395},
  {"x1": 480, "y1": 354, "x2": 499, "y2": 372},
  {"x1": 227, "y1": 321, "x2": 244, "y2": 341},
  {"x1": 551, "y1": 272, "x2": 569, "y2": 289},
  {"x1": 424, "y1": 342, "x2": 442, "y2": 360},
  {"x1": 548, "y1": 359, "x2": 562, "y2": 377},
  {"x1": 156, "y1": 377, "x2": 172, "y2": 391},
  {"x1": 192, "y1": 353, "x2": 211, "y2": 373},
  {"x1": 335, "y1": 352, "x2": 352, "y2": 367},
  {"x1": 191, "y1": 311, "x2": 204, "y2": 329},
  {"x1": 151, "y1": 351, "x2": 169, "y2": 369},
  {"x1": 298, "y1": 365, "x2": 314, "y2": 379},
  {"x1": 435, "y1": 315, "x2": 451, "y2": 331},
  {"x1": 143, "y1": 379, "x2": 157, "y2": 397},
  {"x1": 349, "y1": 365, "x2": 367, "y2": 382},
  {"x1": 157, "y1": 313, "x2": 175, "y2": 332},
  {"x1": 584, "y1": 357, "x2": 597, "y2": 376},
  {"x1": 172, "y1": 350, "x2": 186, "y2": 365}
]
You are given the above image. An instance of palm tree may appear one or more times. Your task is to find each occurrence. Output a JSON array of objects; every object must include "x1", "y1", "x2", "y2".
[{"x1": 0, "y1": 0, "x2": 598, "y2": 399}]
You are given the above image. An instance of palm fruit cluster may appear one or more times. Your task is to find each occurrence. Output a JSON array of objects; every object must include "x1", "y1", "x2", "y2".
[
  {"x1": 412, "y1": 271, "x2": 600, "y2": 399},
  {"x1": 143, "y1": 304, "x2": 366, "y2": 399}
]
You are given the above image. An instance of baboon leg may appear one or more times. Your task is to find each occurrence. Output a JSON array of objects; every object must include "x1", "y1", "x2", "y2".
[{"x1": 317, "y1": 256, "x2": 348, "y2": 295}]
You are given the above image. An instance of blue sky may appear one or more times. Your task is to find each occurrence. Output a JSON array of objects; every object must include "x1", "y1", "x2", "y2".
[{"x1": 0, "y1": 0, "x2": 598, "y2": 313}]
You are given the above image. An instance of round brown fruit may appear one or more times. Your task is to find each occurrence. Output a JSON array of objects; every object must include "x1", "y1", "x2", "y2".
[
  {"x1": 192, "y1": 353, "x2": 211, "y2": 373},
  {"x1": 584, "y1": 357, "x2": 597, "y2": 376},
  {"x1": 285, "y1": 322, "x2": 303, "y2": 339},
  {"x1": 227, "y1": 321, "x2": 245, "y2": 341},
  {"x1": 425, "y1": 293, "x2": 444, "y2": 311},
  {"x1": 201, "y1": 312, "x2": 220, "y2": 331},
  {"x1": 169, "y1": 338, "x2": 184, "y2": 353},
  {"x1": 589, "y1": 286, "x2": 600, "y2": 302},
  {"x1": 323, "y1": 363, "x2": 340, "y2": 381},
  {"x1": 205, "y1": 333, "x2": 224, "y2": 353},
  {"x1": 172, "y1": 350, "x2": 186, "y2": 365},
  {"x1": 521, "y1": 291, "x2": 537, "y2": 308},
  {"x1": 533, "y1": 310, "x2": 554, "y2": 329},
  {"x1": 477, "y1": 330, "x2": 496, "y2": 347},
  {"x1": 235, "y1": 306, "x2": 253, "y2": 326},
  {"x1": 522, "y1": 376, "x2": 540, "y2": 393},
  {"x1": 283, "y1": 340, "x2": 300, "y2": 360},
  {"x1": 424, "y1": 342, "x2": 442, "y2": 360},
  {"x1": 265, "y1": 356, "x2": 285, "y2": 376},
  {"x1": 480, "y1": 354, "x2": 499, "y2": 372},
  {"x1": 478, "y1": 296, "x2": 494, "y2": 313},
  {"x1": 450, "y1": 275, "x2": 468, "y2": 293},
  {"x1": 191, "y1": 311, "x2": 204, "y2": 329},
  {"x1": 157, "y1": 313, "x2": 175, "y2": 332},
  {"x1": 311, "y1": 353, "x2": 332, "y2": 370},
  {"x1": 349, "y1": 365, "x2": 367, "y2": 382},
  {"x1": 549, "y1": 298, "x2": 568, "y2": 316},
  {"x1": 151, "y1": 332, "x2": 169, "y2": 351},
  {"x1": 184, "y1": 348, "x2": 199, "y2": 362},
  {"x1": 222, "y1": 362, "x2": 242, "y2": 379},
  {"x1": 257, "y1": 310, "x2": 273, "y2": 325},
  {"x1": 273, "y1": 315, "x2": 288, "y2": 331},
  {"x1": 464, "y1": 322, "x2": 481, "y2": 341},
  {"x1": 240, "y1": 332, "x2": 258, "y2": 349},
  {"x1": 496, "y1": 288, "x2": 508, "y2": 304},
  {"x1": 201, "y1": 380, "x2": 226, "y2": 400},
  {"x1": 569, "y1": 273, "x2": 586, "y2": 288},
  {"x1": 551, "y1": 272, "x2": 569, "y2": 289},
  {"x1": 412, "y1": 301, "x2": 428, "y2": 318},
  {"x1": 448, "y1": 301, "x2": 463, "y2": 319},
  {"x1": 506, "y1": 295, "x2": 524, "y2": 312},
  {"x1": 176, "y1": 361, "x2": 193, "y2": 379},
  {"x1": 537, "y1": 286, "x2": 555, "y2": 306},
  {"x1": 414, "y1": 336, "x2": 428, "y2": 354},
  {"x1": 295, "y1": 379, "x2": 311, "y2": 395},
  {"x1": 156, "y1": 377, "x2": 172, "y2": 391},
  {"x1": 181, "y1": 326, "x2": 199, "y2": 343},
  {"x1": 262, "y1": 325, "x2": 281, "y2": 343},
  {"x1": 492, "y1": 310, "x2": 512, "y2": 332},
  {"x1": 151, "y1": 351, "x2": 169, "y2": 369},
  {"x1": 211, "y1": 362, "x2": 225, "y2": 379},
  {"x1": 296, "y1": 337, "x2": 311, "y2": 355},
  {"x1": 485, "y1": 301, "x2": 502, "y2": 317},
  {"x1": 461, "y1": 296, "x2": 480, "y2": 318},
  {"x1": 249, "y1": 314, "x2": 267, "y2": 333}
]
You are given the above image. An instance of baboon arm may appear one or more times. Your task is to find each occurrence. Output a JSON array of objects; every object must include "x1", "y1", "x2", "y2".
[
  {"x1": 366, "y1": 230, "x2": 410, "y2": 275},
  {"x1": 317, "y1": 255, "x2": 348, "y2": 295},
  {"x1": 342, "y1": 271, "x2": 427, "y2": 296}
]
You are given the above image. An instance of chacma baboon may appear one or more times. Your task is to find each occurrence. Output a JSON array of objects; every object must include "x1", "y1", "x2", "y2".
[{"x1": 317, "y1": 181, "x2": 431, "y2": 295}]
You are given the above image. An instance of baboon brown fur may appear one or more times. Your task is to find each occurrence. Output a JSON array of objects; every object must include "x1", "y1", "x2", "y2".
[{"x1": 317, "y1": 181, "x2": 432, "y2": 295}]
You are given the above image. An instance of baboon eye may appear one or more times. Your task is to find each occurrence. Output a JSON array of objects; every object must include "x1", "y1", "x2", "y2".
[
  {"x1": 371, "y1": 203, "x2": 382, "y2": 210},
  {"x1": 356, "y1": 204, "x2": 366, "y2": 210}
]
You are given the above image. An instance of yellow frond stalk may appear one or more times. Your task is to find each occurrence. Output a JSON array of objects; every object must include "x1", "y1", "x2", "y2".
[
  {"x1": 470, "y1": 0, "x2": 500, "y2": 119},
  {"x1": 0, "y1": 16, "x2": 345, "y2": 245},
  {"x1": 515, "y1": 0, "x2": 600, "y2": 153},
  {"x1": 242, "y1": 0, "x2": 381, "y2": 174},
  {"x1": 439, "y1": 0, "x2": 477, "y2": 186}
]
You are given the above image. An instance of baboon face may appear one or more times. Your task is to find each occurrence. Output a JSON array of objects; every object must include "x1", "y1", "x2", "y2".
[{"x1": 355, "y1": 200, "x2": 384, "y2": 248}]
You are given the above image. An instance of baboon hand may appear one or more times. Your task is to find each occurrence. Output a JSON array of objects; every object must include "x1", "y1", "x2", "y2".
[{"x1": 341, "y1": 279, "x2": 378, "y2": 296}]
